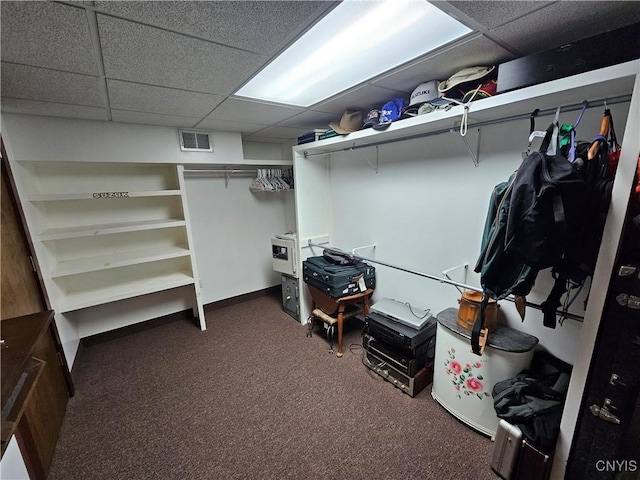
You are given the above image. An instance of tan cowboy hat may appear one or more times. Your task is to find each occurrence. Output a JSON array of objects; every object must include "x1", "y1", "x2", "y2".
[{"x1": 329, "y1": 110, "x2": 363, "y2": 134}]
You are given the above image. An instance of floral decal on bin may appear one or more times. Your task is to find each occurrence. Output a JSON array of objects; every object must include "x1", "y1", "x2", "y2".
[{"x1": 444, "y1": 348, "x2": 491, "y2": 400}]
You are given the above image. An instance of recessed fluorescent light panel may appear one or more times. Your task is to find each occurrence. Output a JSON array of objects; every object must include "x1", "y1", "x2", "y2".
[{"x1": 235, "y1": 0, "x2": 471, "y2": 107}]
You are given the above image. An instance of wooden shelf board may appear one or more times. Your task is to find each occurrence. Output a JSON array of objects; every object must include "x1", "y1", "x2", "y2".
[
  {"x1": 58, "y1": 272, "x2": 195, "y2": 312},
  {"x1": 39, "y1": 219, "x2": 187, "y2": 241},
  {"x1": 28, "y1": 190, "x2": 182, "y2": 201},
  {"x1": 50, "y1": 246, "x2": 192, "y2": 277}
]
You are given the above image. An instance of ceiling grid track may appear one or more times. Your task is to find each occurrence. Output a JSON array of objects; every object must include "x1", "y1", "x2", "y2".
[
  {"x1": 84, "y1": 6, "x2": 112, "y2": 121},
  {"x1": 3, "y1": 1, "x2": 638, "y2": 141}
]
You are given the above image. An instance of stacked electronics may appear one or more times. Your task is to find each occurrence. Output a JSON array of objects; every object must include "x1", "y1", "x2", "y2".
[{"x1": 362, "y1": 298, "x2": 437, "y2": 397}]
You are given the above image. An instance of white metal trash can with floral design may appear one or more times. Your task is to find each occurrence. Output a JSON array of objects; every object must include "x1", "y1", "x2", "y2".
[{"x1": 431, "y1": 308, "x2": 539, "y2": 437}]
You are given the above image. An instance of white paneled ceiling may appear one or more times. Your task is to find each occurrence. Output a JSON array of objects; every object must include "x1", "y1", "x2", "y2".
[{"x1": 2, "y1": 1, "x2": 639, "y2": 144}]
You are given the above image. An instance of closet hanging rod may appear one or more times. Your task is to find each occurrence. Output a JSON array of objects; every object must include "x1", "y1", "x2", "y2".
[
  {"x1": 302, "y1": 94, "x2": 631, "y2": 159},
  {"x1": 183, "y1": 169, "x2": 256, "y2": 175},
  {"x1": 307, "y1": 241, "x2": 584, "y2": 322}
]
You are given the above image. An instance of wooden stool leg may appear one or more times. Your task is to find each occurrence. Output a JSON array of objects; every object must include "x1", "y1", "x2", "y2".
[{"x1": 336, "y1": 305, "x2": 345, "y2": 358}]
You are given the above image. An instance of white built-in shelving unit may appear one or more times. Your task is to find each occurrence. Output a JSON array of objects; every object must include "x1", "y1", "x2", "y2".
[{"x1": 11, "y1": 160, "x2": 206, "y2": 328}]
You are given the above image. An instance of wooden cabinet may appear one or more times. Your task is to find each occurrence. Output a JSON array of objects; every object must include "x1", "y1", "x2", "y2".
[
  {"x1": 1, "y1": 310, "x2": 73, "y2": 480},
  {"x1": 9, "y1": 161, "x2": 205, "y2": 329}
]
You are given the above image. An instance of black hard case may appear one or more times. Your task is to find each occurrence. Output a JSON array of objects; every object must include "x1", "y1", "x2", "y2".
[
  {"x1": 515, "y1": 439, "x2": 553, "y2": 480},
  {"x1": 302, "y1": 256, "x2": 375, "y2": 298}
]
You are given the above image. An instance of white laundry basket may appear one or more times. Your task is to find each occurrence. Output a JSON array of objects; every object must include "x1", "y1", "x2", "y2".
[{"x1": 431, "y1": 308, "x2": 538, "y2": 437}]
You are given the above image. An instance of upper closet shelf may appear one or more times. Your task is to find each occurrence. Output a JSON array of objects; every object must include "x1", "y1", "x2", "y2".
[
  {"x1": 294, "y1": 60, "x2": 639, "y2": 156},
  {"x1": 241, "y1": 159, "x2": 293, "y2": 166},
  {"x1": 183, "y1": 159, "x2": 292, "y2": 172}
]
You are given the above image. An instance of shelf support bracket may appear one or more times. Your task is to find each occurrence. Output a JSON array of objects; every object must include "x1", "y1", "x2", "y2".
[
  {"x1": 352, "y1": 244, "x2": 377, "y2": 256},
  {"x1": 451, "y1": 125, "x2": 481, "y2": 167},
  {"x1": 442, "y1": 263, "x2": 469, "y2": 295},
  {"x1": 364, "y1": 146, "x2": 379, "y2": 173}
]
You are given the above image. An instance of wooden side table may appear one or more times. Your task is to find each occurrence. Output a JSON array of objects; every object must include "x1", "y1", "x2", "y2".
[{"x1": 307, "y1": 285, "x2": 373, "y2": 357}]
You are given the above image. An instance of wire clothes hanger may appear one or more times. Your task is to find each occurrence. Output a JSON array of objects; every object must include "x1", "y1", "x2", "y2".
[{"x1": 250, "y1": 168, "x2": 294, "y2": 192}]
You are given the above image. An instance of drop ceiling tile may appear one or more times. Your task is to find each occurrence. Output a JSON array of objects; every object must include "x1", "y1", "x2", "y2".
[
  {"x1": 313, "y1": 84, "x2": 407, "y2": 116},
  {"x1": 0, "y1": 98, "x2": 109, "y2": 121},
  {"x1": 489, "y1": 2, "x2": 640, "y2": 55},
  {"x1": 372, "y1": 34, "x2": 514, "y2": 93},
  {"x1": 277, "y1": 110, "x2": 337, "y2": 131},
  {"x1": 97, "y1": 14, "x2": 266, "y2": 95},
  {"x1": 111, "y1": 110, "x2": 202, "y2": 128},
  {"x1": 1, "y1": 63, "x2": 105, "y2": 107},
  {"x1": 248, "y1": 125, "x2": 309, "y2": 140},
  {"x1": 194, "y1": 117, "x2": 269, "y2": 135},
  {"x1": 446, "y1": 1, "x2": 552, "y2": 30},
  {"x1": 107, "y1": 80, "x2": 224, "y2": 118},
  {"x1": 206, "y1": 98, "x2": 303, "y2": 125},
  {"x1": 94, "y1": 1, "x2": 329, "y2": 55},
  {"x1": 0, "y1": 1, "x2": 97, "y2": 75},
  {"x1": 242, "y1": 135, "x2": 292, "y2": 144}
]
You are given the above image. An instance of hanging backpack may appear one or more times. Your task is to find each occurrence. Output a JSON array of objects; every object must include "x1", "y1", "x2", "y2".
[
  {"x1": 472, "y1": 172, "x2": 539, "y2": 355},
  {"x1": 474, "y1": 172, "x2": 539, "y2": 301},
  {"x1": 540, "y1": 108, "x2": 617, "y2": 327},
  {"x1": 504, "y1": 104, "x2": 591, "y2": 271},
  {"x1": 473, "y1": 104, "x2": 596, "y2": 353}
]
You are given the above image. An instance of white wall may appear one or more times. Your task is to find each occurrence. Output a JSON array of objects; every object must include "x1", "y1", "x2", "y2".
[
  {"x1": 299, "y1": 102, "x2": 630, "y2": 366},
  {"x1": 1, "y1": 113, "x2": 243, "y2": 164},
  {"x1": 1, "y1": 114, "x2": 294, "y2": 365},
  {"x1": 184, "y1": 174, "x2": 293, "y2": 304},
  {"x1": 242, "y1": 141, "x2": 288, "y2": 161}
]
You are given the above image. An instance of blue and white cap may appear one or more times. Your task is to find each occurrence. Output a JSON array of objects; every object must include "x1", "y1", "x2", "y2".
[{"x1": 372, "y1": 97, "x2": 407, "y2": 131}]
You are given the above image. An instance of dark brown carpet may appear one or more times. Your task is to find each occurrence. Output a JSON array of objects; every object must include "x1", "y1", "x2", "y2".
[{"x1": 48, "y1": 293, "x2": 500, "y2": 480}]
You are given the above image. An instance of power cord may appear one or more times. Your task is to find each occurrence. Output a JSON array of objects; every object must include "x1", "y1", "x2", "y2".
[{"x1": 386, "y1": 297, "x2": 431, "y2": 319}]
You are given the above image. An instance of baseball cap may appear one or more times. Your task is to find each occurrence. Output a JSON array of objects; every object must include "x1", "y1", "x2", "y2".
[
  {"x1": 402, "y1": 80, "x2": 440, "y2": 118},
  {"x1": 362, "y1": 109, "x2": 381, "y2": 129},
  {"x1": 409, "y1": 80, "x2": 439, "y2": 106},
  {"x1": 418, "y1": 101, "x2": 453, "y2": 115},
  {"x1": 372, "y1": 98, "x2": 407, "y2": 131}
]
